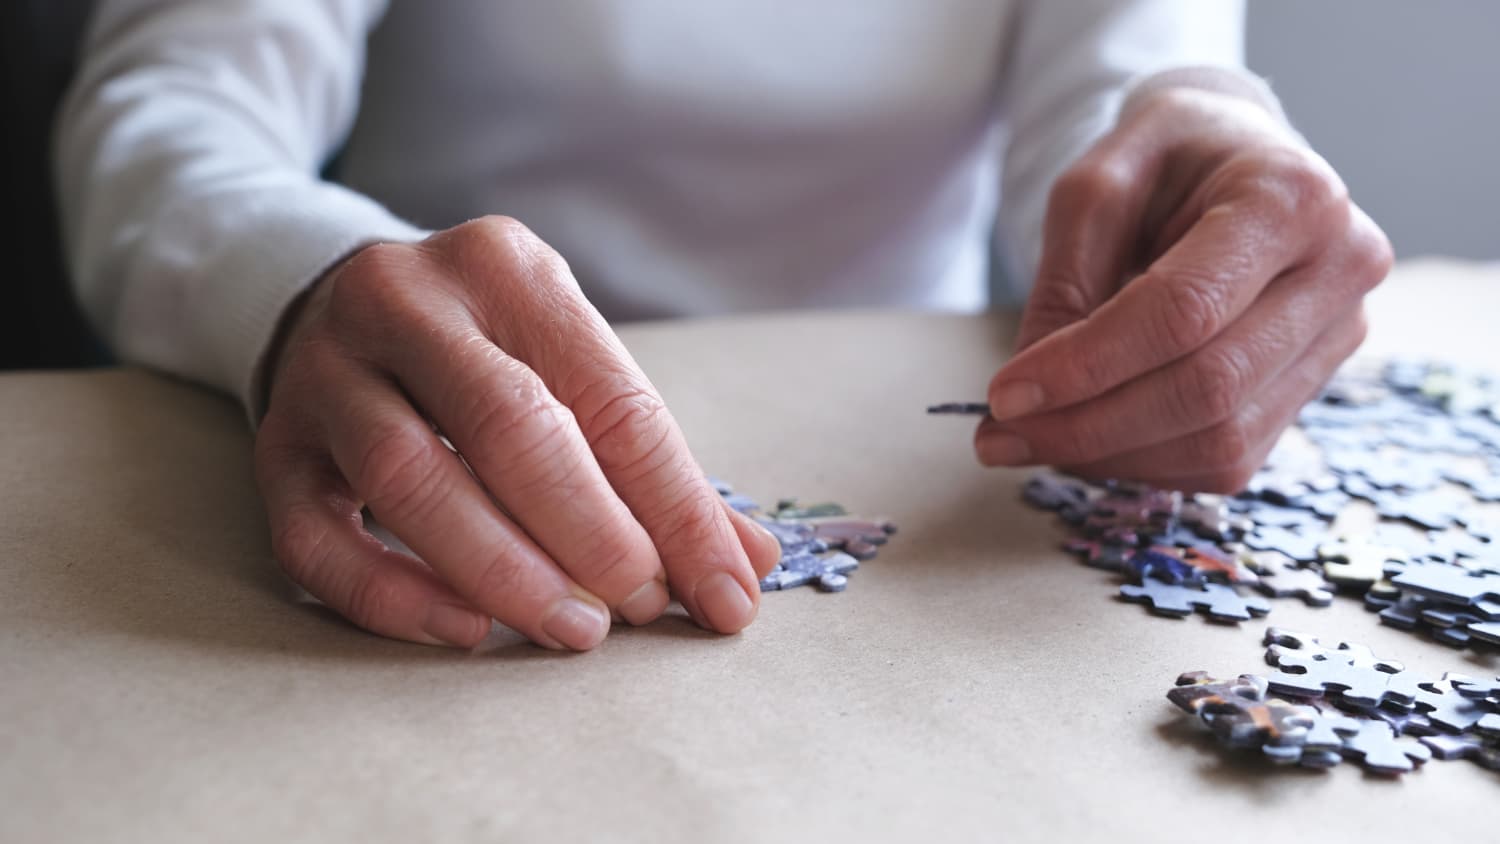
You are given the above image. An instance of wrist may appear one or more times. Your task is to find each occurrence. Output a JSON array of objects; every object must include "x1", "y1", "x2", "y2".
[{"x1": 255, "y1": 253, "x2": 349, "y2": 417}]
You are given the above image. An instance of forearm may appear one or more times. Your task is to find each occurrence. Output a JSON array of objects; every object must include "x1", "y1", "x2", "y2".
[{"x1": 54, "y1": 0, "x2": 424, "y2": 416}]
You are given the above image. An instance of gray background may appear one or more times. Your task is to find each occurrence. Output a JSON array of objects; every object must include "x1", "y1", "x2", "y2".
[{"x1": 1247, "y1": 1, "x2": 1500, "y2": 260}]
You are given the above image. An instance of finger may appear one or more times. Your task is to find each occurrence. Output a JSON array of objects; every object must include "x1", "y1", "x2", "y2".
[
  {"x1": 435, "y1": 218, "x2": 765, "y2": 634},
  {"x1": 1015, "y1": 142, "x2": 1162, "y2": 352},
  {"x1": 394, "y1": 329, "x2": 672, "y2": 627},
  {"x1": 254, "y1": 440, "x2": 491, "y2": 648},
  {"x1": 316, "y1": 360, "x2": 612, "y2": 651},
  {"x1": 989, "y1": 178, "x2": 1335, "y2": 422},
  {"x1": 725, "y1": 504, "x2": 783, "y2": 580},
  {"x1": 977, "y1": 234, "x2": 1384, "y2": 468},
  {"x1": 1058, "y1": 307, "x2": 1367, "y2": 490}
]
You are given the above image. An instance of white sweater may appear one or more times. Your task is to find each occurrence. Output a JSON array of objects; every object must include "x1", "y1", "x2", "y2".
[{"x1": 55, "y1": 0, "x2": 1251, "y2": 414}]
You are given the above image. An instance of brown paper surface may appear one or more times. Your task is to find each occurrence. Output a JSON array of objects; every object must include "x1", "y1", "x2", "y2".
[{"x1": 2, "y1": 260, "x2": 1496, "y2": 842}]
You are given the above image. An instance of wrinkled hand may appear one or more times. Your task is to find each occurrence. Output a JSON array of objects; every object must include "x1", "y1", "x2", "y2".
[
  {"x1": 978, "y1": 85, "x2": 1393, "y2": 491},
  {"x1": 255, "y1": 217, "x2": 780, "y2": 649}
]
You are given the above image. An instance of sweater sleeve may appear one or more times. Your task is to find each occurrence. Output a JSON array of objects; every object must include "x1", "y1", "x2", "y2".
[
  {"x1": 994, "y1": 0, "x2": 1263, "y2": 300},
  {"x1": 54, "y1": 0, "x2": 428, "y2": 416}
]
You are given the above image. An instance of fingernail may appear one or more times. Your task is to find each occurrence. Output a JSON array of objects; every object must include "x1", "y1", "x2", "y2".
[
  {"x1": 541, "y1": 597, "x2": 611, "y2": 651},
  {"x1": 422, "y1": 603, "x2": 488, "y2": 648},
  {"x1": 977, "y1": 433, "x2": 1033, "y2": 466},
  {"x1": 989, "y1": 381, "x2": 1045, "y2": 421},
  {"x1": 693, "y1": 571, "x2": 755, "y2": 633},
  {"x1": 618, "y1": 579, "x2": 670, "y2": 626}
]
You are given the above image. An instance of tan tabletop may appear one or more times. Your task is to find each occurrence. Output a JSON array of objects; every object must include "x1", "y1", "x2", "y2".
[{"x1": 3, "y1": 260, "x2": 1497, "y2": 843}]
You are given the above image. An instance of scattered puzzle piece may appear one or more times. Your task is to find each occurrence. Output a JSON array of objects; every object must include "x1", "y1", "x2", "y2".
[
  {"x1": 1339, "y1": 718, "x2": 1432, "y2": 775},
  {"x1": 1419, "y1": 733, "x2": 1500, "y2": 771},
  {"x1": 709, "y1": 480, "x2": 896, "y2": 594},
  {"x1": 1317, "y1": 538, "x2": 1406, "y2": 589},
  {"x1": 1120, "y1": 579, "x2": 1270, "y2": 623},
  {"x1": 1262, "y1": 628, "x2": 1418, "y2": 708},
  {"x1": 1251, "y1": 553, "x2": 1335, "y2": 607}
]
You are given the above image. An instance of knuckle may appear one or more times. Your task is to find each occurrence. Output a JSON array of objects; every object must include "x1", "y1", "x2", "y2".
[
  {"x1": 357, "y1": 423, "x2": 449, "y2": 522},
  {"x1": 466, "y1": 551, "x2": 529, "y2": 609},
  {"x1": 326, "y1": 245, "x2": 422, "y2": 331},
  {"x1": 1184, "y1": 346, "x2": 1251, "y2": 423},
  {"x1": 1284, "y1": 156, "x2": 1347, "y2": 212},
  {"x1": 1240, "y1": 149, "x2": 1344, "y2": 220},
  {"x1": 1051, "y1": 159, "x2": 1134, "y2": 217},
  {"x1": 1060, "y1": 346, "x2": 1120, "y2": 401},
  {"x1": 573, "y1": 520, "x2": 645, "y2": 585},
  {"x1": 462, "y1": 214, "x2": 536, "y2": 251},
  {"x1": 344, "y1": 566, "x2": 408, "y2": 632},
  {"x1": 457, "y1": 215, "x2": 567, "y2": 273},
  {"x1": 575, "y1": 380, "x2": 674, "y2": 478},
  {"x1": 1026, "y1": 271, "x2": 1095, "y2": 329},
  {"x1": 1347, "y1": 223, "x2": 1395, "y2": 289},
  {"x1": 446, "y1": 216, "x2": 577, "y2": 315},
  {"x1": 1154, "y1": 278, "x2": 1225, "y2": 353},
  {"x1": 466, "y1": 364, "x2": 577, "y2": 477},
  {"x1": 647, "y1": 483, "x2": 726, "y2": 556}
]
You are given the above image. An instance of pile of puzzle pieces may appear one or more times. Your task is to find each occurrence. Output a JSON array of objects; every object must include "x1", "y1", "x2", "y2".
[
  {"x1": 711, "y1": 478, "x2": 897, "y2": 593},
  {"x1": 1169, "y1": 628, "x2": 1500, "y2": 775},
  {"x1": 997, "y1": 359, "x2": 1500, "y2": 642}
]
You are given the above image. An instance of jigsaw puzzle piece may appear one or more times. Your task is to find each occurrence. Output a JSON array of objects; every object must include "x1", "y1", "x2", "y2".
[
  {"x1": 1123, "y1": 547, "x2": 1200, "y2": 585},
  {"x1": 1419, "y1": 733, "x2": 1500, "y2": 771},
  {"x1": 1412, "y1": 675, "x2": 1498, "y2": 732},
  {"x1": 1376, "y1": 594, "x2": 1430, "y2": 631},
  {"x1": 1339, "y1": 719, "x2": 1432, "y2": 775},
  {"x1": 1452, "y1": 676, "x2": 1500, "y2": 703},
  {"x1": 772, "y1": 500, "x2": 849, "y2": 520},
  {"x1": 816, "y1": 572, "x2": 848, "y2": 592},
  {"x1": 1121, "y1": 580, "x2": 1269, "y2": 622},
  {"x1": 925, "y1": 401, "x2": 990, "y2": 415},
  {"x1": 1063, "y1": 539, "x2": 1134, "y2": 573},
  {"x1": 1168, "y1": 673, "x2": 1316, "y2": 752},
  {"x1": 1120, "y1": 579, "x2": 1196, "y2": 618},
  {"x1": 1476, "y1": 713, "x2": 1500, "y2": 739},
  {"x1": 1244, "y1": 526, "x2": 1323, "y2": 564},
  {"x1": 1376, "y1": 487, "x2": 1474, "y2": 531},
  {"x1": 1169, "y1": 543, "x2": 1259, "y2": 585},
  {"x1": 1262, "y1": 628, "x2": 1417, "y2": 708},
  {"x1": 1390, "y1": 561, "x2": 1500, "y2": 619},
  {"x1": 1248, "y1": 551, "x2": 1335, "y2": 607},
  {"x1": 1317, "y1": 538, "x2": 1407, "y2": 590},
  {"x1": 800, "y1": 516, "x2": 897, "y2": 560},
  {"x1": 1022, "y1": 474, "x2": 1092, "y2": 517}
]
